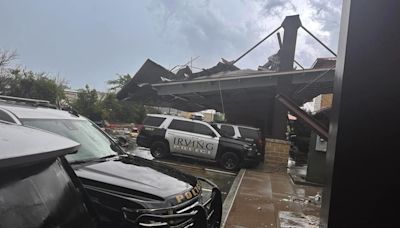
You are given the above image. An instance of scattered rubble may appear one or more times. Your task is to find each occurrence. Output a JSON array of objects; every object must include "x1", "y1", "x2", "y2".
[
  {"x1": 279, "y1": 211, "x2": 320, "y2": 228},
  {"x1": 280, "y1": 193, "x2": 321, "y2": 206}
]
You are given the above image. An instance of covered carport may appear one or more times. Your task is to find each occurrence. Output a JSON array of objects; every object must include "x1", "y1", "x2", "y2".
[
  {"x1": 118, "y1": 66, "x2": 333, "y2": 138},
  {"x1": 117, "y1": 15, "x2": 336, "y2": 140}
]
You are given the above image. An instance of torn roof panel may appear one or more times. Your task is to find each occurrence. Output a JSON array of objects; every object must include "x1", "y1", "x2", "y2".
[
  {"x1": 193, "y1": 69, "x2": 271, "y2": 80},
  {"x1": 131, "y1": 59, "x2": 175, "y2": 84},
  {"x1": 117, "y1": 59, "x2": 241, "y2": 100},
  {"x1": 117, "y1": 59, "x2": 175, "y2": 100},
  {"x1": 311, "y1": 57, "x2": 336, "y2": 69},
  {"x1": 191, "y1": 61, "x2": 240, "y2": 78}
]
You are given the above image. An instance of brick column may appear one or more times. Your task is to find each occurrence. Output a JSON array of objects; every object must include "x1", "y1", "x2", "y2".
[{"x1": 264, "y1": 138, "x2": 291, "y2": 167}]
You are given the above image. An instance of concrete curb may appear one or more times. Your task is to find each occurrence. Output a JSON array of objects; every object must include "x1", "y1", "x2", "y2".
[{"x1": 221, "y1": 168, "x2": 246, "y2": 227}]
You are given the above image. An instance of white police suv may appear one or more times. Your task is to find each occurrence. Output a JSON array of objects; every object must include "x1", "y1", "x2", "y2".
[{"x1": 137, "y1": 114, "x2": 262, "y2": 170}]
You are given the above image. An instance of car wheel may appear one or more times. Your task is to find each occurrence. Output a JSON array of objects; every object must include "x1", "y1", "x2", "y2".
[
  {"x1": 220, "y1": 152, "x2": 240, "y2": 171},
  {"x1": 150, "y1": 141, "x2": 169, "y2": 159}
]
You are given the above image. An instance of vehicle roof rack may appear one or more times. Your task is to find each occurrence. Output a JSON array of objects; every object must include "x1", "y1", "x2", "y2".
[
  {"x1": 0, "y1": 95, "x2": 57, "y2": 109},
  {"x1": 61, "y1": 106, "x2": 80, "y2": 117}
]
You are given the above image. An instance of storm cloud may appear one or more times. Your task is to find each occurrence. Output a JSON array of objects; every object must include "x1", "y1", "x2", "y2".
[
  {"x1": 0, "y1": 0, "x2": 342, "y2": 89},
  {"x1": 147, "y1": 0, "x2": 342, "y2": 70}
]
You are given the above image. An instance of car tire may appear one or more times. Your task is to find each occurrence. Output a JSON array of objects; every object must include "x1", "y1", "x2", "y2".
[
  {"x1": 220, "y1": 152, "x2": 241, "y2": 171},
  {"x1": 150, "y1": 141, "x2": 169, "y2": 159}
]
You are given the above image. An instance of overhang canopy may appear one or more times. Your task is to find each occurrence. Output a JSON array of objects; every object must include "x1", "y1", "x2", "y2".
[
  {"x1": 117, "y1": 65, "x2": 334, "y2": 113},
  {"x1": 116, "y1": 14, "x2": 336, "y2": 136}
]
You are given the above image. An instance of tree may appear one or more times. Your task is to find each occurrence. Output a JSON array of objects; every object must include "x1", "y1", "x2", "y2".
[
  {"x1": 100, "y1": 93, "x2": 122, "y2": 121},
  {"x1": 1, "y1": 68, "x2": 66, "y2": 104},
  {"x1": 72, "y1": 85, "x2": 102, "y2": 121},
  {"x1": 1, "y1": 49, "x2": 66, "y2": 103},
  {"x1": 0, "y1": 49, "x2": 17, "y2": 68},
  {"x1": 107, "y1": 74, "x2": 132, "y2": 91},
  {"x1": 100, "y1": 92, "x2": 148, "y2": 123},
  {"x1": 0, "y1": 49, "x2": 17, "y2": 94},
  {"x1": 104, "y1": 73, "x2": 149, "y2": 123}
]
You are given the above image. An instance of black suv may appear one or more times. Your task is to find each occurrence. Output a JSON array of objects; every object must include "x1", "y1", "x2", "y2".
[
  {"x1": 137, "y1": 114, "x2": 261, "y2": 170},
  {"x1": 211, "y1": 123, "x2": 265, "y2": 163},
  {"x1": 0, "y1": 96, "x2": 222, "y2": 228}
]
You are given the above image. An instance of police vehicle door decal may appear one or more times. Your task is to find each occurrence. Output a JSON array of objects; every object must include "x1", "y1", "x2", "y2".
[
  {"x1": 165, "y1": 120, "x2": 219, "y2": 159},
  {"x1": 189, "y1": 132, "x2": 219, "y2": 159}
]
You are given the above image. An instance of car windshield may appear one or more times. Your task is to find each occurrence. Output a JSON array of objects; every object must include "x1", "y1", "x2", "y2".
[{"x1": 21, "y1": 118, "x2": 119, "y2": 163}]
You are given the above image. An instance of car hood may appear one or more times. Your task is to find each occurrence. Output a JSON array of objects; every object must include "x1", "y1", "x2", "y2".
[{"x1": 74, "y1": 155, "x2": 197, "y2": 200}]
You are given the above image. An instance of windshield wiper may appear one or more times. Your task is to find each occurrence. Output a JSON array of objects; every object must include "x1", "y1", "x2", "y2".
[
  {"x1": 98, "y1": 154, "x2": 118, "y2": 160},
  {"x1": 70, "y1": 154, "x2": 118, "y2": 165}
]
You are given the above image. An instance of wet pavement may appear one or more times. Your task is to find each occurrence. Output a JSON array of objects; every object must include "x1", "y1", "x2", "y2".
[{"x1": 224, "y1": 165, "x2": 322, "y2": 228}]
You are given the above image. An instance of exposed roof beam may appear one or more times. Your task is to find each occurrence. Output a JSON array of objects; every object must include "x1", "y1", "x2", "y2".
[
  {"x1": 169, "y1": 95, "x2": 205, "y2": 109},
  {"x1": 276, "y1": 93, "x2": 329, "y2": 140},
  {"x1": 153, "y1": 68, "x2": 334, "y2": 96}
]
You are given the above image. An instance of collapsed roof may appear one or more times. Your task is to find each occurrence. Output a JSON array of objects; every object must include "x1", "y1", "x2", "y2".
[
  {"x1": 116, "y1": 57, "x2": 334, "y2": 131},
  {"x1": 116, "y1": 15, "x2": 336, "y2": 137}
]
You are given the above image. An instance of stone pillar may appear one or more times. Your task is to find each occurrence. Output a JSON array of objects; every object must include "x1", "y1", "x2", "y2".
[{"x1": 264, "y1": 138, "x2": 291, "y2": 167}]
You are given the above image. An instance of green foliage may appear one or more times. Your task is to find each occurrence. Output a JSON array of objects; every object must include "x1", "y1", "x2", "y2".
[
  {"x1": 0, "y1": 68, "x2": 66, "y2": 104},
  {"x1": 97, "y1": 73, "x2": 147, "y2": 123},
  {"x1": 100, "y1": 92, "x2": 147, "y2": 123},
  {"x1": 72, "y1": 87, "x2": 148, "y2": 124},
  {"x1": 72, "y1": 85, "x2": 103, "y2": 121},
  {"x1": 107, "y1": 74, "x2": 132, "y2": 91},
  {"x1": 0, "y1": 58, "x2": 152, "y2": 124}
]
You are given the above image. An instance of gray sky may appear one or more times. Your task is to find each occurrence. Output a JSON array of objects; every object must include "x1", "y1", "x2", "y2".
[{"x1": 0, "y1": 0, "x2": 342, "y2": 91}]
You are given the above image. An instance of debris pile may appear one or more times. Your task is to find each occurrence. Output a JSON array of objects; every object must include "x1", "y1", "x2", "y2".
[{"x1": 279, "y1": 211, "x2": 320, "y2": 228}]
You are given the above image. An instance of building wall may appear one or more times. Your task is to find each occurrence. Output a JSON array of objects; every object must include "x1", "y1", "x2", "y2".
[
  {"x1": 64, "y1": 89, "x2": 79, "y2": 103},
  {"x1": 264, "y1": 138, "x2": 291, "y2": 167},
  {"x1": 313, "y1": 93, "x2": 333, "y2": 111}
]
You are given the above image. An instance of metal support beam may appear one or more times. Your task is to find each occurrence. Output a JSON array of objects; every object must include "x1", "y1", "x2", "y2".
[
  {"x1": 153, "y1": 68, "x2": 333, "y2": 96},
  {"x1": 301, "y1": 25, "x2": 337, "y2": 57},
  {"x1": 279, "y1": 15, "x2": 302, "y2": 71},
  {"x1": 272, "y1": 15, "x2": 302, "y2": 139},
  {"x1": 276, "y1": 94, "x2": 328, "y2": 140},
  {"x1": 277, "y1": 32, "x2": 304, "y2": 70},
  {"x1": 321, "y1": 1, "x2": 400, "y2": 227},
  {"x1": 233, "y1": 26, "x2": 282, "y2": 64}
]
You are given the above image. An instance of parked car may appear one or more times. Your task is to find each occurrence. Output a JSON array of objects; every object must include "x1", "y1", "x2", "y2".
[
  {"x1": 0, "y1": 96, "x2": 222, "y2": 228},
  {"x1": 211, "y1": 123, "x2": 265, "y2": 162},
  {"x1": 137, "y1": 114, "x2": 261, "y2": 170},
  {"x1": 0, "y1": 122, "x2": 98, "y2": 228}
]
